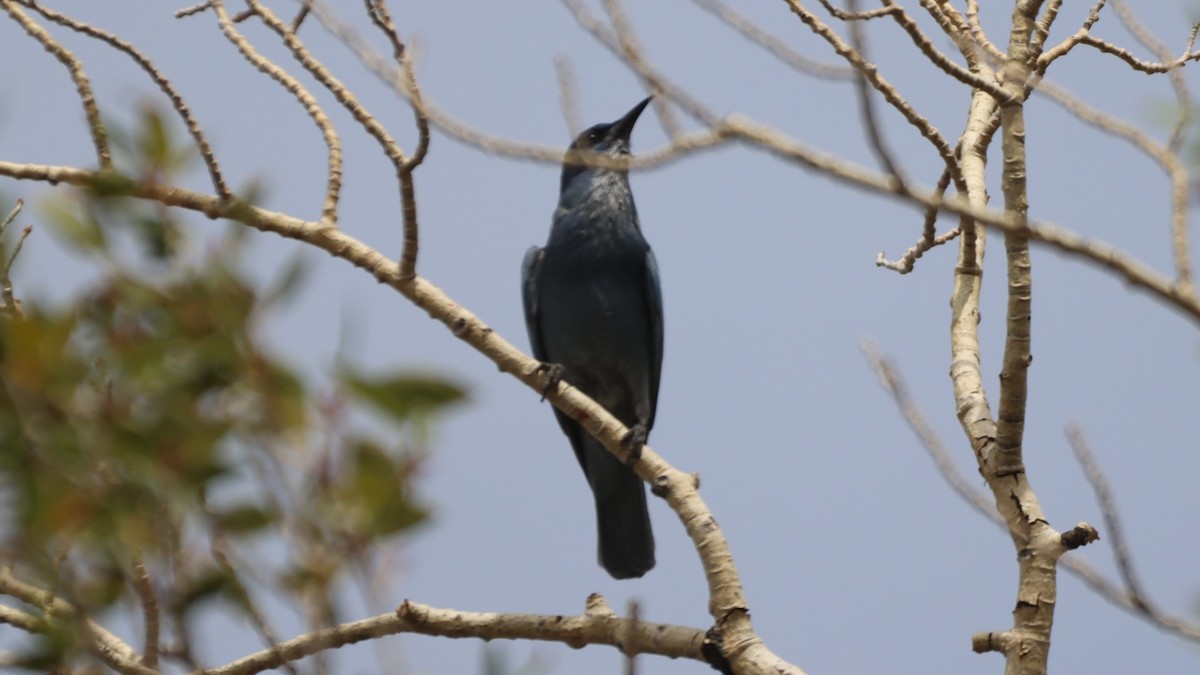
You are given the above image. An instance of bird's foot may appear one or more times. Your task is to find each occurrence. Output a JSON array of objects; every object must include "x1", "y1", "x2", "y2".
[
  {"x1": 535, "y1": 362, "x2": 565, "y2": 402},
  {"x1": 622, "y1": 424, "x2": 648, "y2": 467}
]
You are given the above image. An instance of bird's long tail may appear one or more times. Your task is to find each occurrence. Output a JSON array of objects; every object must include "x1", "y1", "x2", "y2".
[{"x1": 584, "y1": 437, "x2": 655, "y2": 579}]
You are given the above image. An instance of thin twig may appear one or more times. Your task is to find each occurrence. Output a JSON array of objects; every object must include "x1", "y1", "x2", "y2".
[
  {"x1": 862, "y1": 341, "x2": 1000, "y2": 520},
  {"x1": 560, "y1": 0, "x2": 720, "y2": 127},
  {"x1": 883, "y1": 0, "x2": 1013, "y2": 105},
  {"x1": 600, "y1": 0, "x2": 682, "y2": 139},
  {"x1": 816, "y1": 0, "x2": 898, "y2": 21},
  {"x1": 363, "y1": 0, "x2": 431, "y2": 170},
  {"x1": 1065, "y1": 426, "x2": 1149, "y2": 609},
  {"x1": 1036, "y1": 1, "x2": 1108, "y2": 73},
  {"x1": 784, "y1": 0, "x2": 964, "y2": 189},
  {"x1": 876, "y1": 167, "x2": 960, "y2": 273},
  {"x1": 244, "y1": 0, "x2": 424, "y2": 275},
  {"x1": 1031, "y1": 76, "x2": 1192, "y2": 290},
  {"x1": 209, "y1": 530, "x2": 299, "y2": 675},
  {"x1": 6, "y1": 123, "x2": 1200, "y2": 326},
  {"x1": 0, "y1": 568, "x2": 157, "y2": 675},
  {"x1": 174, "y1": 1, "x2": 214, "y2": 19},
  {"x1": 304, "y1": 0, "x2": 730, "y2": 170},
  {"x1": 554, "y1": 54, "x2": 583, "y2": 136},
  {"x1": 689, "y1": 0, "x2": 854, "y2": 80},
  {"x1": 212, "y1": 0, "x2": 342, "y2": 228},
  {"x1": 847, "y1": 0, "x2": 908, "y2": 191},
  {"x1": 864, "y1": 345, "x2": 1200, "y2": 643},
  {"x1": 23, "y1": 1, "x2": 231, "y2": 199},
  {"x1": 290, "y1": 0, "x2": 312, "y2": 32},
  {"x1": 1109, "y1": 0, "x2": 1193, "y2": 151},
  {"x1": 0, "y1": 200, "x2": 28, "y2": 318},
  {"x1": 2, "y1": 0, "x2": 111, "y2": 169},
  {"x1": 364, "y1": 0, "x2": 405, "y2": 60},
  {"x1": 361, "y1": 0, "x2": 429, "y2": 276},
  {"x1": 129, "y1": 554, "x2": 161, "y2": 669},
  {"x1": 1075, "y1": 29, "x2": 1200, "y2": 75}
]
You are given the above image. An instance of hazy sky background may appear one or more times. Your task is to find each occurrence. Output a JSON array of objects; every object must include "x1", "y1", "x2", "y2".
[{"x1": 2, "y1": 1, "x2": 1200, "y2": 673}]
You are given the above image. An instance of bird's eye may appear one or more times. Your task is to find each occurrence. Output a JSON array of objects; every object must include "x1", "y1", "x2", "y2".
[{"x1": 587, "y1": 131, "x2": 601, "y2": 143}]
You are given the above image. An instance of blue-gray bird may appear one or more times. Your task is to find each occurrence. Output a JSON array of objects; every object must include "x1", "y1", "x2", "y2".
[{"x1": 521, "y1": 97, "x2": 663, "y2": 579}]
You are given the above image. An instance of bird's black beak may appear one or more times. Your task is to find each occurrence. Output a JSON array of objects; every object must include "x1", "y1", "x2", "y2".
[{"x1": 609, "y1": 96, "x2": 652, "y2": 143}]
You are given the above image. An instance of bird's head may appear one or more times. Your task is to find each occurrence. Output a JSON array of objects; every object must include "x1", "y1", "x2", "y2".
[{"x1": 560, "y1": 96, "x2": 652, "y2": 193}]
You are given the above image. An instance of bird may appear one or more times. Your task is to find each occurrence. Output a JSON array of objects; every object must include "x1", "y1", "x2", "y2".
[{"x1": 521, "y1": 97, "x2": 663, "y2": 579}]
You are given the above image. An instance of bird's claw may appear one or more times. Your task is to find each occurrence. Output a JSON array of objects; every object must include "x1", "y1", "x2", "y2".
[
  {"x1": 536, "y1": 362, "x2": 565, "y2": 402},
  {"x1": 622, "y1": 424, "x2": 648, "y2": 467}
]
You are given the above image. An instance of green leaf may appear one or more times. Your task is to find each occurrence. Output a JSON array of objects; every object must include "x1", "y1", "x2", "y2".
[
  {"x1": 338, "y1": 369, "x2": 466, "y2": 424},
  {"x1": 85, "y1": 170, "x2": 139, "y2": 199},
  {"x1": 212, "y1": 503, "x2": 276, "y2": 534},
  {"x1": 322, "y1": 439, "x2": 429, "y2": 539},
  {"x1": 132, "y1": 214, "x2": 181, "y2": 260},
  {"x1": 176, "y1": 568, "x2": 233, "y2": 614},
  {"x1": 44, "y1": 201, "x2": 107, "y2": 253}
]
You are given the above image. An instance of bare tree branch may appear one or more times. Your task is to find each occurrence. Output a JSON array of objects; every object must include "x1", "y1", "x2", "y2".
[
  {"x1": 5, "y1": 3, "x2": 1200, "y2": 673},
  {"x1": 1028, "y1": 0, "x2": 1064, "y2": 57},
  {"x1": 0, "y1": 199, "x2": 29, "y2": 319},
  {"x1": 0, "y1": 157, "x2": 801, "y2": 672},
  {"x1": 205, "y1": 598, "x2": 707, "y2": 675},
  {"x1": 994, "y1": 1, "x2": 1038, "y2": 478},
  {"x1": 128, "y1": 554, "x2": 160, "y2": 670},
  {"x1": 0, "y1": 567, "x2": 157, "y2": 675},
  {"x1": 0, "y1": 603, "x2": 43, "y2": 633}
]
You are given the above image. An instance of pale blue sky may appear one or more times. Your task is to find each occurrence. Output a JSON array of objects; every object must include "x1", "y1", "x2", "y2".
[{"x1": 2, "y1": 2, "x2": 1199, "y2": 673}]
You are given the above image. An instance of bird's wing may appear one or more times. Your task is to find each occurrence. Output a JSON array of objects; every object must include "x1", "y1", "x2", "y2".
[
  {"x1": 644, "y1": 248, "x2": 664, "y2": 431},
  {"x1": 523, "y1": 245, "x2": 590, "y2": 470},
  {"x1": 521, "y1": 246, "x2": 547, "y2": 362}
]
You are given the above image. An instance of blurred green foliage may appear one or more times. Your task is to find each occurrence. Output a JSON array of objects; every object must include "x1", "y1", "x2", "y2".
[{"x1": 0, "y1": 108, "x2": 465, "y2": 670}]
